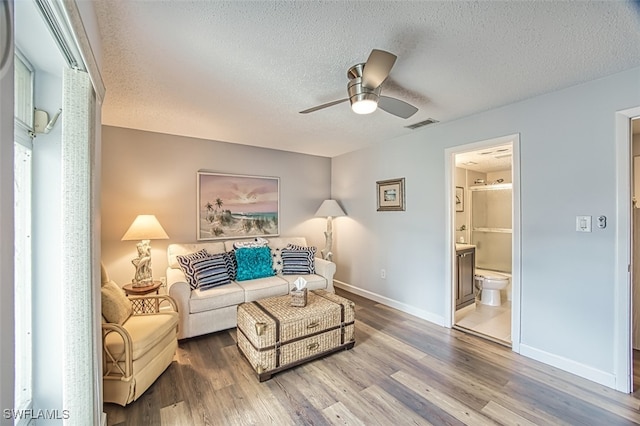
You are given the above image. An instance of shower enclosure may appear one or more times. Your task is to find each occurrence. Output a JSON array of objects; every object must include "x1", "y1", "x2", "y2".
[{"x1": 470, "y1": 183, "x2": 512, "y2": 273}]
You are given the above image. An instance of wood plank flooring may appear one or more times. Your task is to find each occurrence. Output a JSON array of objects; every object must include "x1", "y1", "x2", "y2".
[{"x1": 105, "y1": 289, "x2": 640, "y2": 425}]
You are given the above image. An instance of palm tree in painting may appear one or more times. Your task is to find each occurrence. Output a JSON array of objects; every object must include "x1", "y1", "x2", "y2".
[
  {"x1": 205, "y1": 201, "x2": 215, "y2": 224},
  {"x1": 215, "y1": 198, "x2": 224, "y2": 213}
]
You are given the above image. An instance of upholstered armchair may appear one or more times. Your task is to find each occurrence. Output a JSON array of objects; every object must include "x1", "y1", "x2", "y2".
[{"x1": 101, "y1": 263, "x2": 179, "y2": 406}]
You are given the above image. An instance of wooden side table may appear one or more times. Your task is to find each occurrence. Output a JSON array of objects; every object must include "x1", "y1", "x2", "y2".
[
  {"x1": 122, "y1": 281, "x2": 162, "y2": 296},
  {"x1": 123, "y1": 281, "x2": 162, "y2": 313}
]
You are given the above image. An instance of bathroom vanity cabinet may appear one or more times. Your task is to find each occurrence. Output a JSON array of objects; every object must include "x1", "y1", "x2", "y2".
[{"x1": 456, "y1": 246, "x2": 476, "y2": 310}]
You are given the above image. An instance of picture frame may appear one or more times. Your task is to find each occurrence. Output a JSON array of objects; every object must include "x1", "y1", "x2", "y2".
[
  {"x1": 377, "y1": 178, "x2": 405, "y2": 211},
  {"x1": 197, "y1": 171, "x2": 280, "y2": 240},
  {"x1": 455, "y1": 186, "x2": 464, "y2": 212}
]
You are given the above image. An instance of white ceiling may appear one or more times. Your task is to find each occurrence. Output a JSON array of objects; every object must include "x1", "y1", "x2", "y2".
[
  {"x1": 455, "y1": 143, "x2": 512, "y2": 173},
  {"x1": 92, "y1": 1, "x2": 639, "y2": 157}
]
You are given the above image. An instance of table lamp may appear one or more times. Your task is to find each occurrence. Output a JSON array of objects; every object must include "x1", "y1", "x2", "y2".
[
  {"x1": 314, "y1": 199, "x2": 346, "y2": 262},
  {"x1": 121, "y1": 214, "x2": 169, "y2": 287}
]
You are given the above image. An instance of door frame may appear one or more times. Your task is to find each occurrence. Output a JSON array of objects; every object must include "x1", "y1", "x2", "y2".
[
  {"x1": 444, "y1": 133, "x2": 522, "y2": 353},
  {"x1": 614, "y1": 106, "x2": 640, "y2": 393}
]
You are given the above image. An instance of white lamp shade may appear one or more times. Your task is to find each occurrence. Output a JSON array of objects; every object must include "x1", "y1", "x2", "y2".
[
  {"x1": 121, "y1": 215, "x2": 169, "y2": 241},
  {"x1": 315, "y1": 200, "x2": 346, "y2": 218}
]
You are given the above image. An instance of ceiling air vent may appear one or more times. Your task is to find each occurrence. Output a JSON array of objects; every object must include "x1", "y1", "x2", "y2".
[{"x1": 405, "y1": 118, "x2": 439, "y2": 130}]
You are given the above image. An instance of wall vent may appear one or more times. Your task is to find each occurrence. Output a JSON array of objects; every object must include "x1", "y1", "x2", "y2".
[{"x1": 405, "y1": 118, "x2": 439, "y2": 130}]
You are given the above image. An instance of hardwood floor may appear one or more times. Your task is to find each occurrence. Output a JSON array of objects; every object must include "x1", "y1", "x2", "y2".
[{"x1": 105, "y1": 289, "x2": 640, "y2": 425}]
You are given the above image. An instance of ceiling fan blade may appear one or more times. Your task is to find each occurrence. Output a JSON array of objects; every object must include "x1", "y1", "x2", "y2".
[
  {"x1": 361, "y1": 49, "x2": 397, "y2": 89},
  {"x1": 299, "y1": 98, "x2": 348, "y2": 114},
  {"x1": 378, "y1": 96, "x2": 418, "y2": 119}
]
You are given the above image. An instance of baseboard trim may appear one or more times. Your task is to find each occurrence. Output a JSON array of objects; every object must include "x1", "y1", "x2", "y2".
[
  {"x1": 519, "y1": 343, "x2": 616, "y2": 389},
  {"x1": 334, "y1": 280, "x2": 446, "y2": 327},
  {"x1": 101, "y1": 412, "x2": 106, "y2": 426},
  {"x1": 335, "y1": 280, "x2": 618, "y2": 390}
]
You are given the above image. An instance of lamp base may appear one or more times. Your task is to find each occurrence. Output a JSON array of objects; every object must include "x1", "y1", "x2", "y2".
[
  {"x1": 130, "y1": 239, "x2": 153, "y2": 285},
  {"x1": 131, "y1": 278, "x2": 153, "y2": 288},
  {"x1": 321, "y1": 230, "x2": 333, "y2": 262}
]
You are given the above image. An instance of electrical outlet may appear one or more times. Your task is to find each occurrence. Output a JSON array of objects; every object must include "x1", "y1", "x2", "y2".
[{"x1": 380, "y1": 269, "x2": 386, "y2": 279}]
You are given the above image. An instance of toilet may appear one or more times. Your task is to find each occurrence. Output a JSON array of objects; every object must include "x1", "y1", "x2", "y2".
[{"x1": 475, "y1": 268, "x2": 511, "y2": 306}]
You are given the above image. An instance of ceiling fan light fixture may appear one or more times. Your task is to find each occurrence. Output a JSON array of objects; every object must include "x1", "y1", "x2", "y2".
[
  {"x1": 299, "y1": 49, "x2": 419, "y2": 118},
  {"x1": 348, "y1": 76, "x2": 380, "y2": 115},
  {"x1": 351, "y1": 97, "x2": 378, "y2": 114}
]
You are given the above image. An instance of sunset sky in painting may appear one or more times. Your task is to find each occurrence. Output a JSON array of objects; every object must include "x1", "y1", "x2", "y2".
[{"x1": 199, "y1": 173, "x2": 279, "y2": 213}]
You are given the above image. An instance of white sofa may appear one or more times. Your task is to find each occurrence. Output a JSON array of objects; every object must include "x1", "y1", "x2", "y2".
[{"x1": 166, "y1": 237, "x2": 336, "y2": 339}]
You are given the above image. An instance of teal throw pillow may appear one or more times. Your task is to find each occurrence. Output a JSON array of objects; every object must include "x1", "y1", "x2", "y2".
[{"x1": 235, "y1": 246, "x2": 274, "y2": 281}]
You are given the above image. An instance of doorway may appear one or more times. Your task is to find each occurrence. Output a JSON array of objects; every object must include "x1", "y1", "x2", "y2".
[
  {"x1": 613, "y1": 107, "x2": 640, "y2": 394},
  {"x1": 444, "y1": 134, "x2": 521, "y2": 351},
  {"x1": 631, "y1": 118, "x2": 640, "y2": 391}
]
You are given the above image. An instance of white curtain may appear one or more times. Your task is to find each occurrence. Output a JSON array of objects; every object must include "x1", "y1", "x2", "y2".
[{"x1": 61, "y1": 67, "x2": 97, "y2": 425}]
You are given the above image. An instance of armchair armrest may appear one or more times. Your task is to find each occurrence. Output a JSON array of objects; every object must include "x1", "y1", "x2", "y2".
[
  {"x1": 102, "y1": 323, "x2": 134, "y2": 382},
  {"x1": 314, "y1": 257, "x2": 336, "y2": 292}
]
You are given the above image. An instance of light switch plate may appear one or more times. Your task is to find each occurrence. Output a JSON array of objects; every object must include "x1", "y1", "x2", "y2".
[{"x1": 576, "y1": 215, "x2": 592, "y2": 232}]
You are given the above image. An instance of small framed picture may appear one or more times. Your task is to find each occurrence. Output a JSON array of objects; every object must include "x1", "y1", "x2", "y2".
[
  {"x1": 377, "y1": 178, "x2": 405, "y2": 211},
  {"x1": 455, "y1": 186, "x2": 464, "y2": 212}
]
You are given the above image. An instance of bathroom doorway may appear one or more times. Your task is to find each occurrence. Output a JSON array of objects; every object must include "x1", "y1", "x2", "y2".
[
  {"x1": 445, "y1": 135, "x2": 521, "y2": 349},
  {"x1": 631, "y1": 118, "x2": 640, "y2": 391}
]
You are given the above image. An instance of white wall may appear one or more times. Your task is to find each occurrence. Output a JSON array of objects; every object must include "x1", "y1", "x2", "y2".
[
  {"x1": 332, "y1": 67, "x2": 640, "y2": 387},
  {"x1": 101, "y1": 126, "x2": 332, "y2": 285}
]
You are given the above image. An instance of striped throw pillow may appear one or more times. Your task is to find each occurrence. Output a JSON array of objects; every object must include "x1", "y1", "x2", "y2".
[
  {"x1": 222, "y1": 250, "x2": 237, "y2": 280},
  {"x1": 176, "y1": 249, "x2": 209, "y2": 290},
  {"x1": 190, "y1": 254, "x2": 231, "y2": 289},
  {"x1": 281, "y1": 244, "x2": 316, "y2": 275}
]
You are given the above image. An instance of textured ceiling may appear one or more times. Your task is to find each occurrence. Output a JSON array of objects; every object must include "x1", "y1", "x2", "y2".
[
  {"x1": 455, "y1": 143, "x2": 512, "y2": 174},
  {"x1": 94, "y1": 1, "x2": 640, "y2": 158}
]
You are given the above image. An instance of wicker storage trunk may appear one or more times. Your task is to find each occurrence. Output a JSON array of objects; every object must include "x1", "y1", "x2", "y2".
[{"x1": 237, "y1": 289, "x2": 355, "y2": 381}]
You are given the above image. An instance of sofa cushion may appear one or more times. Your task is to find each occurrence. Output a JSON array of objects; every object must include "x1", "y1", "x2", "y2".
[
  {"x1": 235, "y1": 246, "x2": 274, "y2": 281},
  {"x1": 101, "y1": 281, "x2": 132, "y2": 325},
  {"x1": 190, "y1": 254, "x2": 232, "y2": 289},
  {"x1": 176, "y1": 249, "x2": 210, "y2": 290},
  {"x1": 235, "y1": 275, "x2": 289, "y2": 302},
  {"x1": 189, "y1": 282, "x2": 245, "y2": 314},
  {"x1": 281, "y1": 245, "x2": 316, "y2": 275},
  {"x1": 266, "y1": 237, "x2": 308, "y2": 248}
]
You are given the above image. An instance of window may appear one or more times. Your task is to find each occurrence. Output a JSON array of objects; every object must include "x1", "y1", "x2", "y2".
[
  {"x1": 14, "y1": 51, "x2": 33, "y2": 424},
  {"x1": 14, "y1": 51, "x2": 33, "y2": 132},
  {"x1": 13, "y1": 139, "x2": 32, "y2": 418}
]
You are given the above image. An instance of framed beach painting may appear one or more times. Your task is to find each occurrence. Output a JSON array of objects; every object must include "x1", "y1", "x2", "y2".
[
  {"x1": 376, "y1": 178, "x2": 405, "y2": 211},
  {"x1": 197, "y1": 171, "x2": 280, "y2": 240}
]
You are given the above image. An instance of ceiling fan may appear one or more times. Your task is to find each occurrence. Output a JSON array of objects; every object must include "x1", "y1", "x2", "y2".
[{"x1": 299, "y1": 49, "x2": 418, "y2": 119}]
